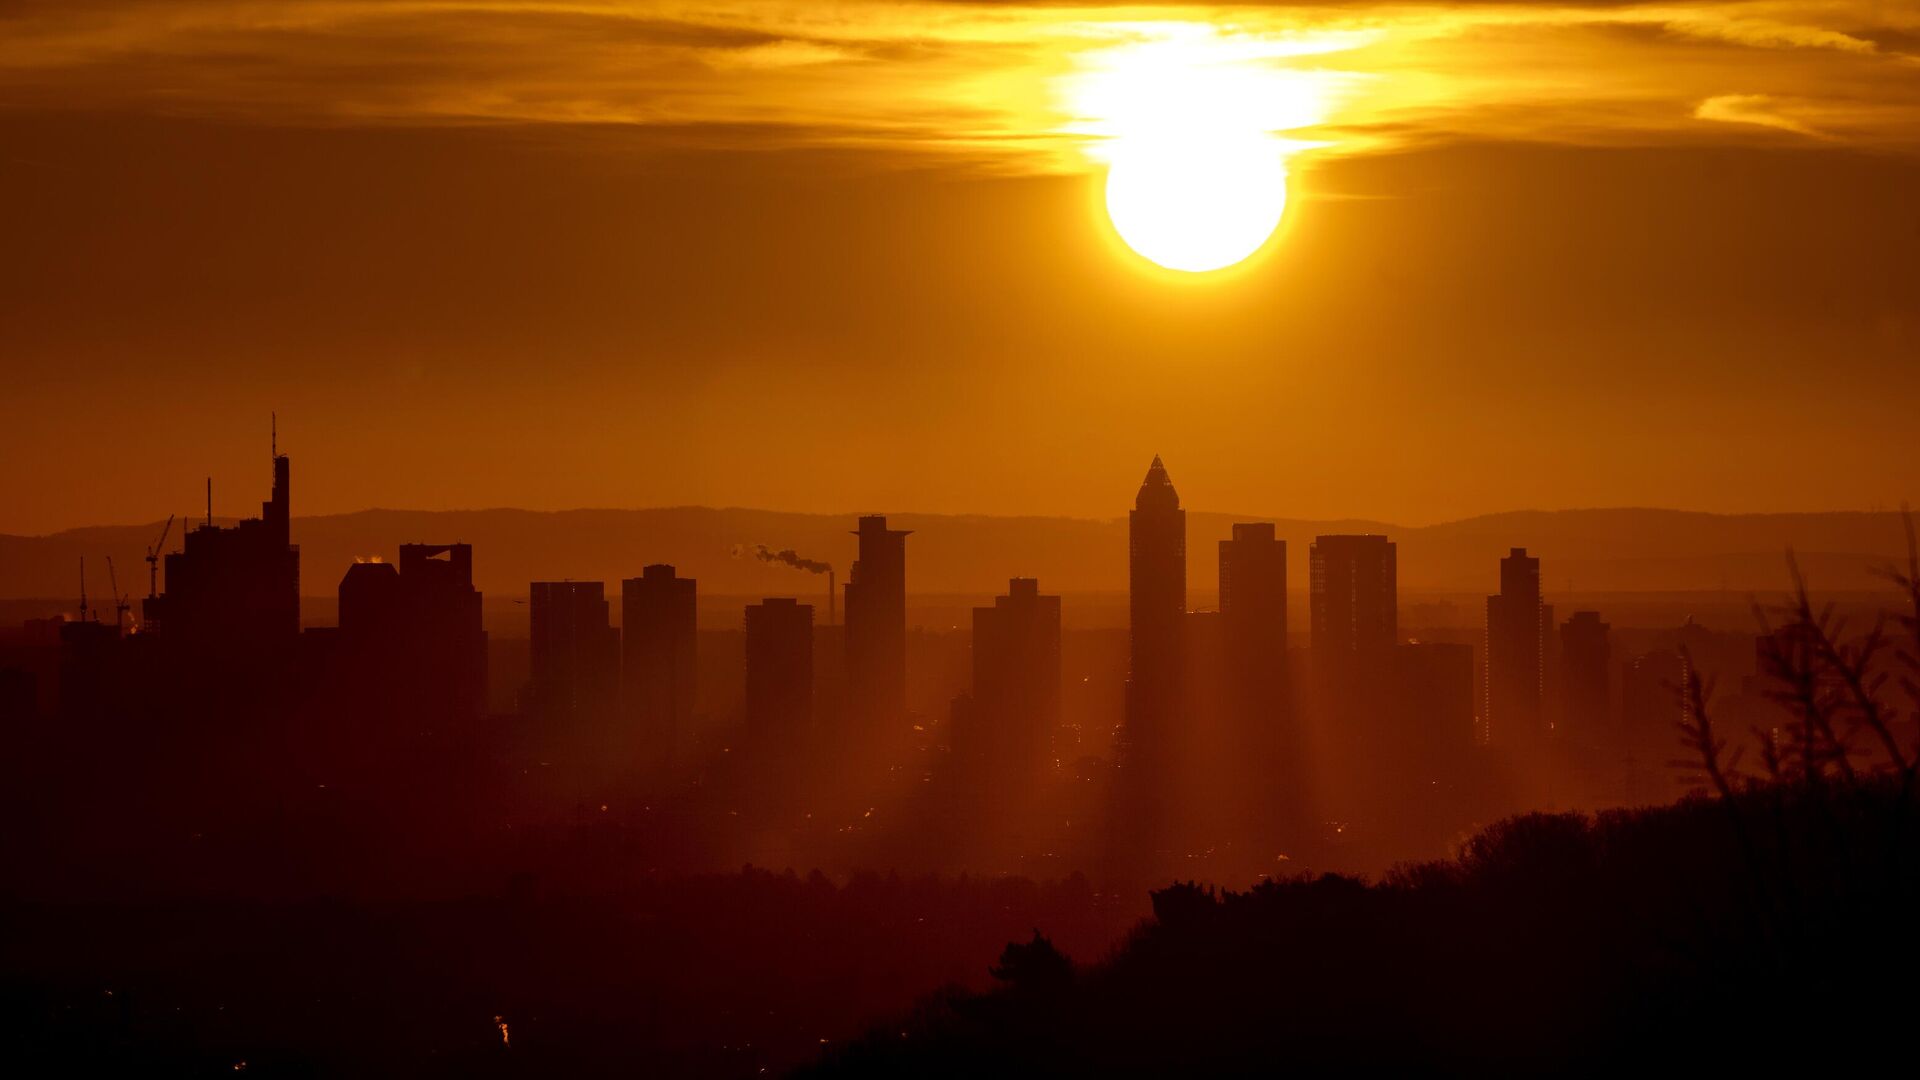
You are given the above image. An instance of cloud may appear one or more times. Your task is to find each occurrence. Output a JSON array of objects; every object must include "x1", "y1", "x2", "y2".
[
  {"x1": 0, "y1": 1, "x2": 1915, "y2": 168},
  {"x1": 1693, "y1": 93, "x2": 1818, "y2": 135}
]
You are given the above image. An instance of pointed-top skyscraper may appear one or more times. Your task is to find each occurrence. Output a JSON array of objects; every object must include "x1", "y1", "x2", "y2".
[{"x1": 1126, "y1": 456, "x2": 1186, "y2": 767}]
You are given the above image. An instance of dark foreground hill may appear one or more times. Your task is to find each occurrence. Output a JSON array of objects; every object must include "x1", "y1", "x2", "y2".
[{"x1": 805, "y1": 778, "x2": 1920, "y2": 1077}]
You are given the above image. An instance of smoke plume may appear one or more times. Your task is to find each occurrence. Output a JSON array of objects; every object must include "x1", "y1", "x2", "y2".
[{"x1": 734, "y1": 544, "x2": 831, "y2": 575}]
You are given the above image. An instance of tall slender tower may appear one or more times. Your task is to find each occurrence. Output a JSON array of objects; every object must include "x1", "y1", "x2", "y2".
[
  {"x1": 1125, "y1": 456, "x2": 1186, "y2": 765},
  {"x1": 1486, "y1": 547, "x2": 1546, "y2": 744},
  {"x1": 844, "y1": 515, "x2": 910, "y2": 729}
]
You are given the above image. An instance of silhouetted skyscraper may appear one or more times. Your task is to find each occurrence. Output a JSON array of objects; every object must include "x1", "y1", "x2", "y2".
[
  {"x1": 1309, "y1": 534, "x2": 1396, "y2": 674},
  {"x1": 1559, "y1": 610, "x2": 1611, "y2": 744},
  {"x1": 1621, "y1": 648, "x2": 1687, "y2": 803},
  {"x1": 1220, "y1": 522, "x2": 1288, "y2": 712},
  {"x1": 745, "y1": 598, "x2": 813, "y2": 733},
  {"x1": 1126, "y1": 456, "x2": 1185, "y2": 765},
  {"x1": 622, "y1": 564, "x2": 697, "y2": 761},
  {"x1": 1486, "y1": 548, "x2": 1546, "y2": 744},
  {"x1": 956, "y1": 578, "x2": 1062, "y2": 788},
  {"x1": 142, "y1": 437, "x2": 299, "y2": 653},
  {"x1": 337, "y1": 544, "x2": 487, "y2": 721},
  {"x1": 528, "y1": 581, "x2": 618, "y2": 723},
  {"x1": 844, "y1": 515, "x2": 909, "y2": 729}
]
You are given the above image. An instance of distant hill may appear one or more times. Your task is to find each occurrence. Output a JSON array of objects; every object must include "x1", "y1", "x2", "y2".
[{"x1": 1, "y1": 505, "x2": 1910, "y2": 607}]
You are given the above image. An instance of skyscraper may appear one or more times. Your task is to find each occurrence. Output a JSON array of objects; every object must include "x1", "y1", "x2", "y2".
[
  {"x1": 1621, "y1": 648, "x2": 1688, "y2": 803},
  {"x1": 1393, "y1": 642, "x2": 1476, "y2": 752},
  {"x1": 844, "y1": 515, "x2": 909, "y2": 729},
  {"x1": 142, "y1": 435, "x2": 300, "y2": 653},
  {"x1": 622, "y1": 564, "x2": 697, "y2": 761},
  {"x1": 1309, "y1": 534, "x2": 1397, "y2": 669},
  {"x1": 1485, "y1": 547, "x2": 1547, "y2": 745},
  {"x1": 745, "y1": 597, "x2": 814, "y2": 733},
  {"x1": 337, "y1": 544, "x2": 487, "y2": 721},
  {"x1": 1126, "y1": 456, "x2": 1186, "y2": 764},
  {"x1": 1559, "y1": 610, "x2": 1611, "y2": 744},
  {"x1": 1219, "y1": 522, "x2": 1288, "y2": 710},
  {"x1": 956, "y1": 578, "x2": 1062, "y2": 787},
  {"x1": 528, "y1": 581, "x2": 619, "y2": 723}
]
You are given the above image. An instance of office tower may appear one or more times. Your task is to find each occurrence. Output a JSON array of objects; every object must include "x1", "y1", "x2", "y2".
[
  {"x1": 1485, "y1": 548, "x2": 1546, "y2": 744},
  {"x1": 844, "y1": 515, "x2": 909, "y2": 728},
  {"x1": 1126, "y1": 456, "x2": 1186, "y2": 762},
  {"x1": 956, "y1": 578, "x2": 1062, "y2": 785},
  {"x1": 1622, "y1": 649, "x2": 1688, "y2": 737},
  {"x1": 528, "y1": 581, "x2": 619, "y2": 722},
  {"x1": 1219, "y1": 522, "x2": 1288, "y2": 711},
  {"x1": 1392, "y1": 641, "x2": 1476, "y2": 759},
  {"x1": 745, "y1": 598, "x2": 814, "y2": 732},
  {"x1": 337, "y1": 544, "x2": 487, "y2": 721},
  {"x1": 396, "y1": 544, "x2": 487, "y2": 719},
  {"x1": 1559, "y1": 611, "x2": 1611, "y2": 744},
  {"x1": 338, "y1": 560, "x2": 403, "y2": 636},
  {"x1": 622, "y1": 564, "x2": 697, "y2": 758},
  {"x1": 1309, "y1": 534, "x2": 1397, "y2": 669},
  {"x1": 141, "y1": 435, "x2": 300, "y2": 651},
  {"x1": 1621, "y1": 648, "x2": 1688, "y2": 803}
]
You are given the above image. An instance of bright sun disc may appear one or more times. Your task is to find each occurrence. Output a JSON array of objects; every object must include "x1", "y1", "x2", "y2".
[{"x1": 1105, "y1": 134, "x2": 1288, "y2": 273}]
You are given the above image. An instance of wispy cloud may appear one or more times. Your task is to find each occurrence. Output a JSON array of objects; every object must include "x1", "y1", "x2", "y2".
[
  {"x1": 0, "y1": 2, "x2": 1915, "y2": 169},
  {"x1": 1695, "y1": 92, "x2": 1820, "y2": 135}
]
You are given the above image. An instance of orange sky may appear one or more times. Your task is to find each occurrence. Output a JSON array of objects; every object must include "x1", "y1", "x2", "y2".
[{"x1": 2, "y1": 1, "x2": 1917, "y2": 534}]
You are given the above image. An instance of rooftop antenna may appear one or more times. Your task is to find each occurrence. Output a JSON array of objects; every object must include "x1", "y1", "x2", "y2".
[
  {"x1": 272, "y1": 411, "x2": 277, "y2": 458},
  {"x1": 206, "y1": 477, "x2": 213, "y2": 528},
  {"x1": 78, "y1": 556, "x2": 89, "y2": 623}
]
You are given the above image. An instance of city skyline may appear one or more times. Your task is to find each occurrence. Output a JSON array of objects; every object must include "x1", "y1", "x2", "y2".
[{"x1": 4, "y1": 4, "x2": 1917, "y2": 1072}]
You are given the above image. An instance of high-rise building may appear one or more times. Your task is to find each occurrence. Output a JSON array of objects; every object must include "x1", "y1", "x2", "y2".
[
  {"x1": 622, "y1": 564, "x2": 697, "y2": 758},
  {"x1": 337, "y1": 544, "x2": 488, "y2": 721},
  {"x1": 1485, "y1": 547, "x2": 1546, "y2": 744},
  {"x1": 1559, "y1": 610, "x2": 1611, "y2": 744},
  {"x1": 1392, "y1": 641, "x2": 1476, "y2": 759},
  {"x1": 528, "y1": 581, "x2": 619, "y2": 722},
  {"x1": 745, "y1": 598, "x2": 814, "y2": 733},
  {"x1": 1309, "y1": 534, "x2": 1397, "y2": 668},
  {"x1": 955, "y1": 578, "x2": 1062, "y2": 785},
  {"x1": 1219, "y1": 522, "x2": 1288, "y2": 712},
  {"x1": 142, "y1": 436, "x2": 300, "y2": 653},
  {"x1": 1126, "y1": 456, "x2": 1186, "y2": 763},
  {"x1": 1621, "y1": 648, "x2": 1688, "y2": 803},
  {"x1": 337, "y1": 541, "x2": 487, "y2": 718},
  {"x1": 844, "y1": 515, "x2": 909, "y2": 728}
]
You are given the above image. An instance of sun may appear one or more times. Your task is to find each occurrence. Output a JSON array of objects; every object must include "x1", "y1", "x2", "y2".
[
  {"x1": 1060, "y1": 23, "x2": 1364, "y2": 275},
  {"x1": 1104, "y1": 133, "x2": 1288, "y2": 273}
]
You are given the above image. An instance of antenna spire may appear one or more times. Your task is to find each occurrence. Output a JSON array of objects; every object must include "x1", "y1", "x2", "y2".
[{"x1": 272, "y1": 412, "x2": 277, "y2": 458}]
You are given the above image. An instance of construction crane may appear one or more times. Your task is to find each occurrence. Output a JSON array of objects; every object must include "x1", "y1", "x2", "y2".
[
  {"x1": 106, "y1": 556, "x2": 130, "y2": 634},
  {"x1": 145, "y1": 514, "x2": 174, "y2": 599}
]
